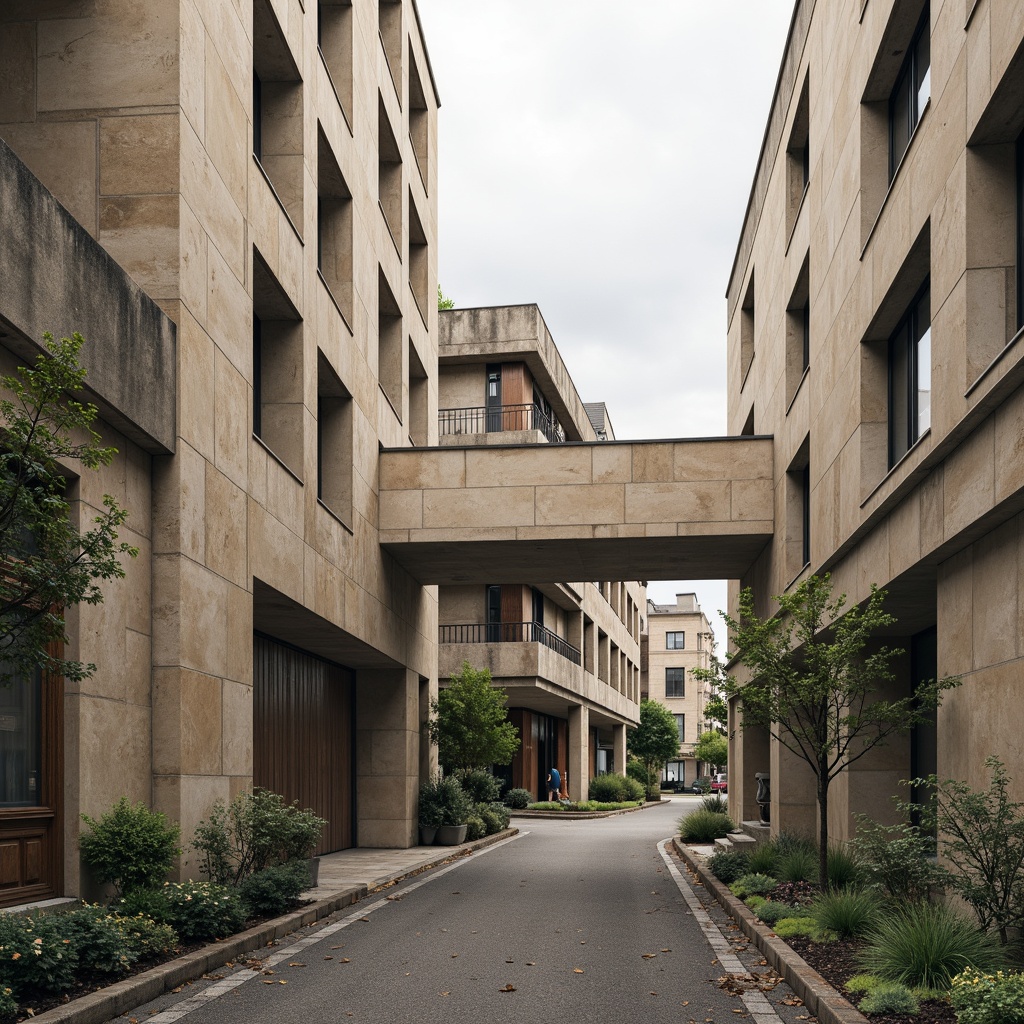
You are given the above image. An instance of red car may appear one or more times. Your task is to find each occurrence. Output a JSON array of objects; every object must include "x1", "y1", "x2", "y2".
[{"x1": 710, "y1": 773, "x2": 728, "y2": 794}]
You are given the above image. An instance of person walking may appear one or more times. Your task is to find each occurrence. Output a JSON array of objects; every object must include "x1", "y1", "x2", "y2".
[{"x1": 547, "y1": 766, "x2": 561, "y2": 801}]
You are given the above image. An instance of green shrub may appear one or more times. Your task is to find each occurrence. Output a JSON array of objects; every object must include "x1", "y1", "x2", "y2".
[
  {"x1": 773, "y1": 916, "x2": 831, "y2": 940},
  {"x1": 0, "y1": 985, "x2": 16, "y2": 1021},
  {"x1": 479, "y1": 802, "x2": 510, "y2": 834},
  {"x1": 747, "y1": 843, "x2": 781, "y2": 876},
  {"x1": 79, "y1": 797, "x2": 181, "y2": 895},
  {"x1": 112, "y1": 913, "x2": 178, "y2": 960},
  {"x1": 623, "y1": 776, "x2": 646, "y2": 802},
  {"x1": 527, "y1": 801, "x2": 564, "y2": 810},
  {"x1": 127, "y1": 881, "x2": 247, "y2": 942},
  {"x1": 707, "y1": 850, "x2": 750, "y2": 884},
  {"x1": 0, "y1": 912, "x2": 78, "y2": 997},
  {"x1": 678, "y1": 809, "x2": 734, "y2": 843},
  {"x1": 454, "y1": 769, "x2": 501, "y2": 804},
  {"x1": 858, "y1": 900, "x2": 1007, "y2": 990},
  {"x1": 503, "y1": 788, "x2": 531, "y2": 810},
  {"x1": 60, "y1": 905, "x2": 134, "y2": 975},
  {"x1": 701, "y1": 794, "x2": 729, "y2": 814},
  {"x1": 777, "y1": 846, "x2": 817, "y2": 883},
  {"x1": 812, "y1": 887, "x2": 880, "y2": 939},
  {"x1": 826, "y1": 844, "x2": 864, "y2": 889},
  {"x1": 950, "y1": 968, "x2": 1024, "y2": 1024},
  {"x1": 626, "y1": 756, "x2": 654, "y2": 788},
  {"x1": 730, "y1": 873, "x2": 778, "y2": 899},
  {"x1": 845, "y1": 973, "x2": 882, "y2": 995},
  {"x1": 191, "y1": 788, "x2": 325, "y2": 887},
  {"x1": 756, "y1": 900, "x2": 813, "y2": 927},
  {"x1": 744, "y1": 894, "x2": 767, "y2": 911},
  {"x1": 237, "y1": 861, "x2": 311, "y2": 918},
  {"x1": 852, "y1": 817, "x2": 940, "y2": 903},
  {"x1": 859, "y1": 983, "x2": 919, "y2": 1015},
  {"x1": 465, "y1": 813, "x2": 487, "y2": 842},
  {"x1": 773, "y1": 831, "x2": 817, "y2": 858}
]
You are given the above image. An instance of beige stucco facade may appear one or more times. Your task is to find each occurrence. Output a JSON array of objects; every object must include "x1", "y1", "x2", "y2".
[
  {"x1": 726, "y1": 0, "x2": 1024, "y2": 838},
  {"x1": 645, "y1": 594, "x2": 714, "y2": 789}
]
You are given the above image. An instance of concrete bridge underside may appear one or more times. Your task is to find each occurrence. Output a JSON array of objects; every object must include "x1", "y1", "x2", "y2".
[{"x1": 379, "y1": 437, "x2": 773, "y2": 584}]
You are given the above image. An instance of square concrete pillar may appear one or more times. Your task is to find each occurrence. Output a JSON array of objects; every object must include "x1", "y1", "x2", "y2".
[
  {"x1": 612, "y1": 723, "x2": 627, "y2": 776},
  {"x1": 356, "y1": 667, "x2": 419, "y2": 848},
  {"x1": 568, "y1": 703, "x2": 590, "y2": 801}
]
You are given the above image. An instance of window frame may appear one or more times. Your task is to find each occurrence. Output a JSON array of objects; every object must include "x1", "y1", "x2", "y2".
[
  {"x1": 665, "y1": 667, "x2": 685, "y2": 698},
  {"x1": 888, "y1": 6, "x2": 930, "y2": 182},
  {"x1": 665, "y1": 631, "x2": 685, "y2": 650},
  {"x1": 887, "y1": 280, "x2": 931, "y2": 467}
]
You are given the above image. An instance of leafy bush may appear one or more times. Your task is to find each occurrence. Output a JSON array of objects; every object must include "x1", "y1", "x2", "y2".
[
  {"x1": 527, "y1": 802, "x2": 565, "y2": 810},
  {"x1": 237, "y1": 861, "x2": 311, "y2": 918},
  {"x1": 124, "y1": 881, "x2": 247, "y2": 942},
  {"x1": 701, "y1": 794, "x2": 729, "y2": 814},
  {"x1": 731, "y1": 873, "x2": 778, "y2": 899},
  {"x1": 0, "y1": 985, "x2": 16, "y2": 1021},
  {"x1": 465, "y1": 813, "x2": 487, "y2": 842},
  {"x1": 773, "y1": 916, "x2": 833, "y2": 941},
  {"x1": 707, "y1": 850, "x2": 750, "y2": 885},
  {"x1": 79, "y1": 797, "x2": 181, "y2": 895},
  {"x1": 678, "y1": 809, "x2": 734, "y2": 843},
  {"x1": 845, "y1": 973, "x2": 882, "y2": 995},
  {"x1": 60, "y1": 905, "x2": 134, "y2": 974},
  {"x1": 503, "y1": 788, "x2": 531, "y2": 810},
  {"x1": 756, "y1": 900, "x2": 813, "y2": 927},
  {"x1": 111, "y1": 914, "x2": 178, "y2": 960},
  {"x1": 626, "y1": 756, "x2": 654, "y2": 788},
  {"x1": 479, "y1": 802, "x2": 510, "y2": 834},
  {"x1": 812, "y1": 887, "x2": 880, "y2": 939},
  {"x1": 191, "y1": 788, "x2": 325, "y2": 886},
  {"x1": 746, "y1": 843, "x2": 780, "y2": 876},
  {"x1": 858, "y1": 900, "x2": 1007, "y2": 990},
  {"x1": 0, "y1": 912, "x2": 78, "y2": 997},
  {"x1": 454, "y1": 769, "x2": 501, "y2": 804},
  {"x1": 589, "y1": 773, "x2": 644, "y2": 802},
  {"x1": 852, "y1": 817, "x2": 940, "y2": 903},
  {"x1": 950, "y1": 968, "x2": 1024, "y2": 1024},
  {"x1": 859, "y1": 983, "x2": 919, "y2": 1015},
  {"x1": 774, "y1": 832, "x2": 818, "y2": 858},
  {"x1": 826, "y1": 844, "x2": 864, "y2": 890},
  {"x1": 744, "y1": 894, "x2": 767, "y2": 912},
  {"x1": 777, "y1": 847, "x2": 817, "y2": 883}
]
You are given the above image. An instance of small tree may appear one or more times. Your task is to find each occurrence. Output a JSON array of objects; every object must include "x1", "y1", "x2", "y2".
[
  {"x1": 718, "y1": 573, "x2": 957, "y2": 886},
  {"x1": 429, "y1": 661, "x2": 519, "y2": 772},
  {"x1": 694, "y1": 730, "x2": 728, "y2": 770},
  {"x1": 437, "y1": 286, "x2": 455, "y2": 310},
  {"x1": 0, "y1": 333, "x2": 137, "y2": 684},
  {"x1": 628, "y1": 699, "x2": 680, "y2": 792},
  {"x1": 703, "y1": 693, "x2": 728, "y2": 732}
]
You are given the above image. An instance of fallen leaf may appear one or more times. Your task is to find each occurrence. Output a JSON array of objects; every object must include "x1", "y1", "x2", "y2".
[
  {"x1": 505, "y1": 959, "x2": 514, "y2": 964},
  {"x1": 331, "y1": 945, "x2": 344, "y2": 950},
  {"x1": 279, "y1": 980, "x2": 287, "y2": 985},
  {"x1": 650, "y1": 991, "x2": 657, "y2": 995},
  {"x1": 451, "y1": 953, "x2": 458, "y2": 958},
  {"x1": 440, "y1": 991, "x2": 450, "y2": 997},
  {"x1": 288, "y1": 963, "x2": 306, "y2": 968},
  {"x1": 782, "y1": 998, "x2": 803, "y2": 1006},
  {"x1": 499, "y1": 984, "x2": 516, "y2": 992},
  {"x1": 339, "y1": 958, "x2": 351, "y2": 963},
  {"x1": 526, "y1": 962, "x2": 536, "y2": 966},
  {"x1": 359, "y1": 917, "x2": 370, "y2": 923},
  {"x1": 573, "y1": 968, "x2": 584, "y2": 974},
  {"x1": 661, "y1": 948, "x2": 671, "y2": 953},
  {"x1": 262, "y1": 981, "x2": 275, "y2": 986},
  {"x1": 642, "y1": 953, "x2": 657, "y2": 959},
  {"x1": 323, "y1": 956, "x2": 333, "y2": 961}
]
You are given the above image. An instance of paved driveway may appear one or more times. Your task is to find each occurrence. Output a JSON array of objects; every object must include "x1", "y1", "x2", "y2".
[{"x1": 118, "y1": 800, "x2": 807, "y2": 1024}]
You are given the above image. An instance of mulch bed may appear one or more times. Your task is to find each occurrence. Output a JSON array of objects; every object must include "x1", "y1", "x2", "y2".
[{"x1": 784, "y1": 935, "x2": 957, "y2": 1024}]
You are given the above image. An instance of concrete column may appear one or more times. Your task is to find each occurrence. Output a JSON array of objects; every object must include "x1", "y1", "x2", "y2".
[
  {"x1": 612, "y1": 723, "x2": 627, "y2": 776},
  {"x1": 356, "y1": 667, "x2": 419, "y2": 848},
  {"x1": 568, "y1": 704, "x2": 590, "y2": 801}
]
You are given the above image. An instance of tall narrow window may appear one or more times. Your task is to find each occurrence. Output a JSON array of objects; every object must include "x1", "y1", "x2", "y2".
[
  {"x1": 408, "y1": 340, "x2": 428, "y2": 446},
  {"x1": 316, "y1": 352, "x2": 353, "y2": 525},
  {"x1": 378, "y1": 268, "x2": 403, "y2": 417},
  {"x1": 409, "y1": 52, "x2": 429, "y2": 188},
  {"x1": 786, "y1": 255, "x2": 811, "y2": 406},
  {"x1": 317, "y1": 127, "x2": 353, "y2": 325},
  {"x1": 740, "y1": 272, "x2": 755, "y2": 384},
  {"x1": 665, "y1": 668, "x2": 685, "y2": 698},
  {"x1": 378, "y1": 0, "x2": 402, "y2": 98},
  {"x1": 1017, "y1": 133, "x2": 1024, "y2": 333},
  {"x1": 377, "y1": 96, "x2": 403, "y2": 249},
  {"x1": 318, "y1": 0, "x2": 353, "y2": 126},
  {"x1": 888, "y1": 283, "x2": 931, "y2": 466},
  {"x1": 674, "y1": 714, "x2": 685, "y2": 744},
  {"x1": 786, "y1": 75, "x2": 810, "y2": 236},
  {"x1": 889, "y1": 6, "x2": 930, "y2": 180},
  {"x1": 408, "y1": 193, "x2": 429, "y2": 325},
  {"x1": 786, "y1": 437, "x2": 811, "y2": 579}
]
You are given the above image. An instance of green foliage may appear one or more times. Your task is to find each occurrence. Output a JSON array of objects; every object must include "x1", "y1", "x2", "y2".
[
  {"x1": 589, "y1": 773, "x2": 644, "y2": 803},
  {"x1": 777, "y1": 847, "x2": 817, "y2": 883},
  {"x1": 419, "y1": 774, "x2": 472, "y2": 827},
  {"x1": 707, "y1": 850, "x2": 750, "y2": 884},
  {"x1": 826, "y1": 844, "x2": 865, "y2": 889},
  {"x1": 693, "y1": 731, "x2": 728, "y2": 768},
  {"x1": 845, "y1": 973, "x2": 882, "y2": 995},
  {"x1": 719, "y1": 574, "x2": 959, "y2": 884},
  {"x1": 812, "y1": 887, "x2": 880, "y2": 938},
  {"x1": 747, "y1": 843, "x2": 781, "y2": 876},
  {"x1": 191, "y1": 788, "x2": 325, "y2": 886},
  {"x1": 703, "y1": 692, "x2": 729, "y2": 730},
  {"x1": 859, "y1": 983, "x2": 919, "y2": 1015},
  {"x1": 755, "y1": 901, "x2": 813, "y2": 927},
  {"x1": 0, "y1": 984, "x2": 16, "y2": 1021},
  {"x1": 453, "y1": 769, "x2": 501, "y2": 804},
  {"x1": 851, "y1": 816, "x2": 940, "y2": 903},
  {"x1": 60, "y1": 905, "x2": 134, "y2": 974},
  {"x1": 628, "y1": 700, "x2": 681, "y2": 782},
  {"x1": 773, "y1": 916, "x2": 834, "y2": 941},
  {"x1": 0, "y1": 332, "x2": 139, "y2": 685},
  {"x1": 79, "y1": 797, "x2": 181, "y2": 895},
  {"x1": 730, "y1": 873, "x2": 778, "y2": 899},
  {"x1": 503, "y1": 788, "x2": 531, "y2": 810},
  {"x1": 912, "y1": 757, "x2": 1024, "y2": 943},
  {"x1": 701, "y1": 794, "x2": 729, "y2": 815},
  {"x1": 626, "y1": 755, "x2": 655, "y2": 788},
  {"x1": 678, "y1": 809, "x2": 734, "y2": 843},
  {"x1": 950, "y1": 968, "x2": 1024, "y2": 1024},
  {"x1": 429, "y1": 663, "x2": 519, "y2": 772},
  {"x1": 130, "y1": 881, "x2": 248, "y2": 942},
  {"x1": 479, "y1": 802, "x2": 510, "y2": 834},
  {"x1": 858, "y1": 900, "x2": 1007, "y2": 990},
  {"x1": 109, "y1": 913, "x2": 178, "y2": 960},
  {"x1": 465, "y1": 813, "x2": 487, "y2": 842},
  {"x1": 236, "y1": 861, "x2": 311, "y2": 918},
  {"x1": 744, "y1": 894, "x2": 767, "y2": 911},
  {"x1": 437, "y1": 286, "x2": 455, "y2": 310},
  {"x1": 0, "y1": 912, "x2": 78, "y2": 997}
]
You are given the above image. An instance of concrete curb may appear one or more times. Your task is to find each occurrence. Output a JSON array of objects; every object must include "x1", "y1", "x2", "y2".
[
  {"x1": 27, "y1": 829, "x2": 519, "y2": 1024},
  {"x1": 511, "y1": 801, "x2": 658, "y2": 820},
  {"x1": 671, "y1": 838, "x2": 870, "y2": 1024}
]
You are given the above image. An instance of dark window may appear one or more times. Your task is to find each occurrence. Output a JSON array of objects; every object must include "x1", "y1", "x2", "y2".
[
  {"x1": 802, "y1": 299, "x2": 811, "y2": 373},
  {"x1": 486, "y1": 585, "x2": 501, "y2": 643},
  {"x1": 665, "y1": 668, "x2": 685, "y2": 698},
  {"x1": 253, "y1": 70, "x2": 263, "y2": 161},
  {"x1": 253, "y1": 313, "x2": 263, "y2": 437},
  {"x1": 0, "y1": 668, "x2": 42, "y2": 807},
  {"x1": 888, "y1": 283, "x2": 931, "y2": 466},
  {"x1": 889, "y1": 7, "x2": 930, "y2": 180},
  {"x1": 666, "y1": 631, "x2": 685, "y2": 650},
  {"x1": 1018, "y1": 133, "x2": 1024, "y2": 332},
  {"x1": 801, "y1": 462, "x2": 811, "y2": 568},
  {"x1": 675, "y1": 714, "x2": 685, "y2": 744}
]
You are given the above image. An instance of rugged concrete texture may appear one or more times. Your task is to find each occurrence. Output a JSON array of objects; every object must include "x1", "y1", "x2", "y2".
[{"x1": 0, "y1": 138, "x2": 175, "y2": 454}]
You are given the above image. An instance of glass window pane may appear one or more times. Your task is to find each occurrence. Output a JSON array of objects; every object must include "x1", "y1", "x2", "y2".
[
  {"x1": 916, "y1": 325, "x2": 931, "y2": 438},
  {"x1": 0, "y1": 671, "x2": 42, "y2": 807},
  {"x1": 890, "y1": 73, "x2": 912, "y2": 175},
  {"x1": 915, "y1": 26, "x2": 930, "y2": 120},
  {"x1": 675, "y1": 714, "x2": 685, "y2": 744},
  {"x1": 890, "y1": 326, "x2": 910, "y2": 465}
]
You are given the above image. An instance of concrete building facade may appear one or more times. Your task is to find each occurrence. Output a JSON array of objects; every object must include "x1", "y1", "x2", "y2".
[
  {"x1": 726, "y1": 0, "x2": 1024, "y2": 840},
  {"x1": 435, "y1": 306, "x2": 643, "y2": 802},
  {"x1": 645, "y1": 594, "x2": 713, "y2": 789}
]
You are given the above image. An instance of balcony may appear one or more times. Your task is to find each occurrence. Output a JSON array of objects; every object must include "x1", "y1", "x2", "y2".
[
  {"x1": 438, "y1": 403, "x2": 566, "y2": 444},
  {"x1": 439, "y1": 621, "x2": 581, "y2": 665}
]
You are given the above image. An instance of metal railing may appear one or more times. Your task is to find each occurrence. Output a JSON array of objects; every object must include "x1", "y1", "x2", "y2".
[
  {"x1": 437, "y1": 403, "x2": 566, "y2": 443},
  {"x1": 439, "y1": 621, "x2": 582, "y2": 665}
]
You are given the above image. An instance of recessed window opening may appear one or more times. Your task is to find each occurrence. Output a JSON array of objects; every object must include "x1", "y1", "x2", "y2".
[
  {"x1": 666, "y1": 631, "x2": 685, "y2": 650},
  {"x1": 318, "y1": 1, "x2": 353, "y2": 125},
  {"x1": 409, "y1": 50, "x2": 429, "y2": 187},
  {"x1": 408, "y1": 339, "x2": 428, "y2": 445},
  {"x1": 786, "y1": 75, "x2": 810, "y2": 236},
  {"x1": 889, "y1": 6, "x2": 930, "y2": 181},
  {"x1": 666, "y1": 668, "x2": 685, "y2": 698},
  {"x1": 888, "y1": 282, "x2": 931, "y2": 466},
  {"x1": 1017, "y1": 133, "x2": 1024, "y2": 333},
  {"x1": 786, "y1": 436, "x2": 811, "y2": 579},
  {"x1": 408, "y1": 193, "x2": 429, "y2": 324},
  {"x1": 317, "y1": 127, "x2": 353, "y2": 324},
  {"x1": 740, "y1": 272, "x2": 755, "y2": 384},
  {"x1": 316, "y1": 351, "x2": 353, "y2": 524},
  {"x1": 786, "y1": 254, "x2": 811, "y2": 407},
  {"x1": 378, "y1": 268, "x2": 403, "y2": 416},
  {"x1": 378, "y1": 96, "x2": 403, "y2": 247},
  {"x1": 378, "y1": 0, "x2": 403, "y2": 97}
]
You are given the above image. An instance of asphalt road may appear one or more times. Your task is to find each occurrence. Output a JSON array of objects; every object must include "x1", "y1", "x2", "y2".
[{"x1": 120, "y1": 800, "x2": 802, "y2": 1024}]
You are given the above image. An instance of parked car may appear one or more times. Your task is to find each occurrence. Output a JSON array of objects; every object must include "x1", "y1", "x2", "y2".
[
  {"x1": 710, "y1": 772, "x2": 728, "y2": 794},
  {"x1": 691, "y1": 776, "x2": 712, "y2": 794}
]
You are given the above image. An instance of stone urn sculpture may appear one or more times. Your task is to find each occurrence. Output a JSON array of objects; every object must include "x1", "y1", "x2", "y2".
[{"x1": 754, "y1": 772, "x2": 770, "y2": 825}]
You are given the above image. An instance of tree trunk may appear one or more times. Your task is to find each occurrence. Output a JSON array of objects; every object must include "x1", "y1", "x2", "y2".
[{"x1": 818, "y1": 772, "x2": 829, "y2": 889}]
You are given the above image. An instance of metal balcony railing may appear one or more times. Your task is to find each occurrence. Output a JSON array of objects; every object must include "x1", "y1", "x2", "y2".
[
  {"x1": 437, "y1": 403, "x2": 566, "y2": 443},
  {"x1": 439, "y1": 621, "x2": 582, "y2": 665}
]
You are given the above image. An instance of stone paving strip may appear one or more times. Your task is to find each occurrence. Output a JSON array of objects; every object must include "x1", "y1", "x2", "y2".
[
  {"x1": 671, "y1": 838, "x2": 870, "y2": 1024},
  {"x1": 23, "y1": 830, "x2": 522, "y2": 1024}
]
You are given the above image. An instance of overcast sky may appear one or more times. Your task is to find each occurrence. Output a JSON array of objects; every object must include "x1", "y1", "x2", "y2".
[{"x1": 416, "y1": 2, "x2": 796, "y2": 646}]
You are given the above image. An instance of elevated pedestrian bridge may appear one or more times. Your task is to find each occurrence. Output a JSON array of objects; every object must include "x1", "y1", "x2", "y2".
[{"x1": 379, "y1": 437, "x2": 773, "y2": 584}]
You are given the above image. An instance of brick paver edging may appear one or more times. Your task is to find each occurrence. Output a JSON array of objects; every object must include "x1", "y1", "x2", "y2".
[
  {"x1": 27, "y1": 828, "x2": 519, "y2": 1024},
  {"x1": 511, "y1": 800, "x2": 657, "y2": 820},
  {"x1": 672, "y1": 838, "x2": 870, "y2": 1024}
]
